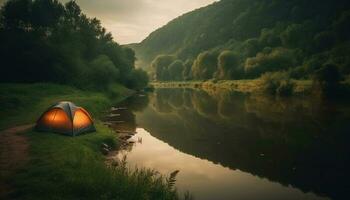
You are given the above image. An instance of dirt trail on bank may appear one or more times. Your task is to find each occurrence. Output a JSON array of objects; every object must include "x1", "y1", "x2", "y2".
[{"x1": 0, "y1": 124, "x2": 33, "y2": 199}]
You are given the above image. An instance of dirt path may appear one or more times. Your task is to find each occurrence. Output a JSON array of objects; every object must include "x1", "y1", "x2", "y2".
[{"x1": 0, "y1": 124, "x2": 33, "y2": 199}]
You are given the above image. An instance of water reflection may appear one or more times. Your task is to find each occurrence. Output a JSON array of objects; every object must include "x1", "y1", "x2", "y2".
[
  {"x1": 118, "y1": 129, "x2": 328, "y2": 200},
  {"x1": 111, "y1": 88, "x2": 350, "y2": 200}
]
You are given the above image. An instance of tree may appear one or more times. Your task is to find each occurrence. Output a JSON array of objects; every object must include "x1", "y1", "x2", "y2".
[
  {"x1": 333, "y1": 10, "x2": 350, "y2": 40},
  {"x1": 192, "y1": 51, "x2": 217, "y2": 80},
  {"x1": 168, "y1": 60, "x2": 184, "y2": 81},
  {"x1": 313, "y1": 63, "x2": 341, "y2": 97},
  {"x1": 217, "y1": 50, "x2": 239, "y2": 79},
  {"x1": 244, "y1": 48, "x2": 297, "y2": 78},
  {"x1": 259, "y1": 28, "x2": 281, "y2": 47},
  {"x1": 150, "y1": 55, "x2": 176, "y2": 81},
  {"x1": 313, "y1": 31, "x2": 336, "y2": 51},
  {"x1": 84, "y1": 55, "x2": 119, "y2": 90},
  {"x1": 127, "y1": 69, "x2": 149, "y2": 90},
  {"x1": 241, "y1": 38, "x2": 260, "y2": 58},
  {"x1": 182, "y1": 59, "x2": 193, "y2": 80},
  {"x1": 0, "y1": 0, "x2": 149, "y2": 91}
]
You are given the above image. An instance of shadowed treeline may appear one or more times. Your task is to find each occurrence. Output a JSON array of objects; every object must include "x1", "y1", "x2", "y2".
[
  {"x1": 0, "y1": 0, "x2": 148, "y2": 91},
  {"x1": 127, "y1": 88, "x2": 350, "y2": 200}
]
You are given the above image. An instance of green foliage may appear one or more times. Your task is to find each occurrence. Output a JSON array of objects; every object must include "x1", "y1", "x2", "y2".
[
  {"x1": 276, "y1": 80, "x2": 295, "y2": 97},
  {"x1": 168, "y1": 60, "x2": 185, "y2": 81},
  {"x1": 0, "y1": 83, "x2": 132, "y2": 130},
  {"x1": 0, "y1": 83, "x2": 187, "y2": 199},
  {"x1": 182, "y1": 59, "x2": 193, "y2": 81},
  {"x1": 217, "y1": 50, "x2": 240, "y2": 79},
  {"x1": 241, "y1": 38, "x2": 260, "y2": 57},
  {"x1": 260, "y1": 72, "x2": 294, "y2": 96},
  {"x1": 312, "y1": 63, "x2": 341, "y2": 97},
  {"x1": 126, "y1": 69, "x2": 149, "y2": 91},
  {"x1": 131, "y1": 0, "x2": 350, "y2": 82},
  {"x1": 245, "y1": 48, "x2": 297, "y2": 78},
  {"x1": 280, "y1": 23, "x2": 313, "y2": 49},
  {"x1": 333, "y1": 10, "x2": 350, "y2": 40},
  {"x1": 83, "y1": 55, "x2": 120, "y2": 90},
  {"x1": 313, "y1": 31, "x2": 336, "y2": 51},
  {"x1": 14, "y1": 125, "x2": 182, "y2": 200},
  {"x1": 151, "y1": 55, "x2": 176, "y2": 81},
  {"x1": 192, "y1": 51, "x2": 217, "y2": 80},
  {"x1": 259, "y1": 28, "x2": 281, "y2": 48},
  {"x1": 0, "y1": 0, "x2": 148, "y2": 90}
]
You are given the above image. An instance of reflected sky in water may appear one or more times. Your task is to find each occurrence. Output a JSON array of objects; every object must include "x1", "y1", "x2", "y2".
[
  {"x1": 118, "y1": 129, "x2": 328, "y2": 200},
  {"x1": 108, "y1": 88, "x2": 350, "y2": 200}
]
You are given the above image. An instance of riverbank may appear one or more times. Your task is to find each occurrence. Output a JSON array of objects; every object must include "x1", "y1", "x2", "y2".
[
  {"x1": 151, "y1": 79, "x2": 313, "y2": 95},
  {"x1": 0, "y1": 83, "x2": 184, "y2": 200}
]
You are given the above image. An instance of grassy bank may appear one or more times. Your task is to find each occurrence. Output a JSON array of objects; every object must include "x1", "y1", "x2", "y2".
[
  {"x1": 0, "y1": 83, "x2": 132, "y2": 130},
  {"x1": 0, "y1": 83, "x2": 185, "y2": 200},
  {"x1": 151, "y1": 79, "x2": 313, "y2": 95}
]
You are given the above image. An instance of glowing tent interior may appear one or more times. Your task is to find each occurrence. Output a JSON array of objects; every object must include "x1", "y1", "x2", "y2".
[{"x1": 35, "y1": 101, "x2": 96, "y2": 136}]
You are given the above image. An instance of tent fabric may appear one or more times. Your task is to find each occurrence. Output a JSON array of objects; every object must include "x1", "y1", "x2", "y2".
[{"x1": 35, "y1": 101, "x2": 96, "y2": 136}]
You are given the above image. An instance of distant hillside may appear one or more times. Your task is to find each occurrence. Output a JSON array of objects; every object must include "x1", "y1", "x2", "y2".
[{"x1": 130, "y1": 0, "x2": 350, "y2": 83}]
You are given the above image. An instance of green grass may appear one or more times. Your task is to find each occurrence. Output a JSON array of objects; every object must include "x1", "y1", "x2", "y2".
[
  {"x1": 0, "y1": 83, "x2": 132, "y2": 130},
  {"x1": 13, "y1": 123, "x2": 180, "y2": 200},
  {"x1": 1, "y1": 83, "x2": 185, "y2": 200}
]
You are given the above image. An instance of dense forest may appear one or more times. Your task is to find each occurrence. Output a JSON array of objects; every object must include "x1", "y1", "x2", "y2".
[
  {"x1": 0, "y1": 0, "x2": 149, "y2": 91},
  {"x1": 130, "y1": 0, "x2": 350, "y2": 89}
]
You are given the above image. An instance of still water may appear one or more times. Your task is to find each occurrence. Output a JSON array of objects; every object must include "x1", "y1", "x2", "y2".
[{"x1": 107, "y1": 88, "x2": 350, "y2": 200}]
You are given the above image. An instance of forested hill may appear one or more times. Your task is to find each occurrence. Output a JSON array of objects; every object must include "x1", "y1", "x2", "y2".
[{"x1": 130, "y1": 0, "x2": 350, "y2": 82}]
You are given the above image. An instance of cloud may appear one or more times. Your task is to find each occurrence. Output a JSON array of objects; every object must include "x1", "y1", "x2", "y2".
[
  {"x1": 1, "y1": 0, "x2": 217, "y2": 44},
  {"x1": 63, "y1": 0, "x2": 217, "y2": 44}
]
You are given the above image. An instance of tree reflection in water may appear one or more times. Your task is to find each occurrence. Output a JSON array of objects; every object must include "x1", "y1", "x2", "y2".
[{"x1": 115, "y1": 88, "x2": 350, "y2": 200}]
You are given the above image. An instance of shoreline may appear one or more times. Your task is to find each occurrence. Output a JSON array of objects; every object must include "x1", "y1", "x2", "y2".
[
  {"x1": 0, "y1": 83, "x2": 182, "y2": 199},
  {"x1": 151, "y1": 79, "x2": 313, "y2": 95}
]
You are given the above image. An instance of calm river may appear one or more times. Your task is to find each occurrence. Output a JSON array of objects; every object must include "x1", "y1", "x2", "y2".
[{"x1": 106, "y1": 88, "x2": 350, "y2": 200}]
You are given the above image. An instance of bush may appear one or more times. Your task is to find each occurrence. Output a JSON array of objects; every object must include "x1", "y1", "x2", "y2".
[
  {"x1": 182, "y1": 59, "x2": 193, "y2": 80},
  {"x1": 276, "y1": 80, "x2": 294, "y2": 96},
  {"x1": 260, "y1": 72, "x2": 294, "y2": 96},
  {"x1": 126, "y1": 68, "x2": 149, "y2": 90},
  {"x1": 241, "y1": 38, "x2": 260, "y2": 57},
  {"x1": 312, "y1": 63, "x2": 341, "y2": 97},
  {"x1": 260, "y1": 73, "x2": 280, "y2": 95},
  {"x1": 83, "y1": 55, "x2": 120, "y2": 90},
  {"x1": 191, "y1": 51, "x2": 217, "y2": 80},
  {"x1": 168, "y1": 60, "x2": 184, "y2": 81},
  {"x1": 217, "y1": 50, "x2": 239, "y2": 79},
  {"x1": 150, "y1": 55, "x2": 176, "y2": 81},
  {"x1": 245, "y1": 48, "x2": 297, "y2": 78}
]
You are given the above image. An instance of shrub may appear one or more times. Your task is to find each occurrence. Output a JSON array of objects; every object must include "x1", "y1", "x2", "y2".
[
  {"x1": 182, "y1": 59, "x2": 193, "y2": 80},
  {"x1": 126, "y1": 68, "x2": 149, "y2": 90},
  {"x1": 168, "y1": 60, "x2": 184, "y2": 81},
  {"x1": 260, "y1": 72, "x2": 294, "y2": 96},
  {"x1": 312, "y1": 63, "x2": 341, "y2": 97},
  {"x1": 192, "y1": 51, "x2": 218, "y2": 80},
  {"x1": 150, "y1": 55, "x2": 176, "y2": 81},
  {"x1": 83, "y1": 55, "x2": 120, "y2": 90},
  {"x1": 245, "y1": 48, "x2": 297, "y2": 78},
  {"x1": 276, "y1": 80, "x2": 295, "y2": 96},
  {"x1": 217, "y1": 50, "x2": 239, "y2": 79},
  {"x1": 260, "y1": 73, "x2": 280, "y2": 95}
]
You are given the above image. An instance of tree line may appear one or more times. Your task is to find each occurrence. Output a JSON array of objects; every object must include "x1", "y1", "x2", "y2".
[
  {"x1": 0, "y1": 0, "x2": 149, "y2": 91},
  {"x1": 137, "y1": 0, "x2": 350, "y2": 96}
]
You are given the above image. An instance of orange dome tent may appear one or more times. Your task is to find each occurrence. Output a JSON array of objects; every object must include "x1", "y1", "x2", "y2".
[{"x1": 35, "y1": 101, "x2": 96, "y2": 136}]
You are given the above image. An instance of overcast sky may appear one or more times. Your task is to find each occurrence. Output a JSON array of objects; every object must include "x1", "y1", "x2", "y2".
[
  {"x1": 0, "y1": 0, "x2": 217, "y2": 44},
  {"x1": 62, "y1": 0, "x2": 218, "y2": 44}
]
